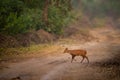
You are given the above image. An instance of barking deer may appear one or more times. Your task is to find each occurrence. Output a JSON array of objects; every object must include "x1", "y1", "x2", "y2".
[{"x1": 64, "y1": 48, "x2": 89, "y2": 63}]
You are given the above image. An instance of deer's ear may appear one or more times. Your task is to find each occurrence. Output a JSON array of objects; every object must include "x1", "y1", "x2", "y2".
[{"x1": 66, "y1": 48, "x2": 68, "y2": 50}]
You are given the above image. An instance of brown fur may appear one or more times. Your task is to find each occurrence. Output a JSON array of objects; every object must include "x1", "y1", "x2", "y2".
[
  {"x1": 64, "y1": 48, "x2": 89, "y2": 63},
  {"x1": 11, "y1": 76, "x2": 21, "y2": 80}
]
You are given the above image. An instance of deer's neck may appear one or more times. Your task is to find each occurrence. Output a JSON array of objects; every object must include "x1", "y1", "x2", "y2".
[{"x1": 67, "y1": 50, "x2": 71, "y2": 53}]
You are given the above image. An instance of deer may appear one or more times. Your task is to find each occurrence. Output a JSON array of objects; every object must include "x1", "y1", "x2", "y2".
[{"x1": 64, "y1": 48, "x2": 89, "y2": 63}]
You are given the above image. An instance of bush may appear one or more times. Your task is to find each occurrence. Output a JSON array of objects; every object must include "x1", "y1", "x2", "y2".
[
  {"x1": 2, "y1": 9, "x2": 45, "y2": 35},
  {"x1": 0, "y1": 0, "x2": 73, "y2": 36},
  {"x1": 48, "y1": 5, "x2": 73, "y2": 35},
  {"x1": 0, "y1": 0, "x2": 24, "y2": 33}
]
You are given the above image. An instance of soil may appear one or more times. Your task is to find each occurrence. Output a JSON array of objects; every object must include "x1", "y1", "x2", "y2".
[{"x1": 0, "y1": 27, "x2": 120, "y2": 80}]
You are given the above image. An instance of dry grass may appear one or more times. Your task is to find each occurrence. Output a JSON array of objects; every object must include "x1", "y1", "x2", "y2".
[{"x1": 0, "y1": 43, "x2": 62, "y2": 62}]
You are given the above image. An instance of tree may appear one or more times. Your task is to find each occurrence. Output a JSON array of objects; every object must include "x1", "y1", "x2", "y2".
[
  {"x1": 43, "y1": 0, "x2": 49, "y2": 26},
  {"x1": 68, "y1": 0, "x2": 72, "y2": 10}
]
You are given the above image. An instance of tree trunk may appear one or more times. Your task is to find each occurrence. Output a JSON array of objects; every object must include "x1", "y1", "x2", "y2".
[
  {"x1": 56, "y1": 0, "x2": 60, "y2": 7},
  {"x1": 43, "y1": 0, "x2": 49, "y2": 26},
  {"x1": 68, "y1": 0, "x2": 72, "y2": 10}
]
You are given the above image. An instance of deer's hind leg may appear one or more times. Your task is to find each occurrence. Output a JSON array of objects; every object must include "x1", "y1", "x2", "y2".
[
  {"x1": 85, "y1": 56, "x2": 89, "y2": 63},
  {"x1": 80, "y1": 56, "x2": 85, "y2": 63}
]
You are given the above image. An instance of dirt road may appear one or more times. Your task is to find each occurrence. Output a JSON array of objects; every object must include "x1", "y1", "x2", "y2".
[{"x1": 0, "y1": 28, "x2": 120, "y2": 80}]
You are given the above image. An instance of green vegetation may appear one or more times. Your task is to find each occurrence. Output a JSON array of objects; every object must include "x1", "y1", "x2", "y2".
[
  {"x1": 1, "y1": 0, "x2": 120, "y2": 35},
  {"x1": 0, "y1": 0, "x2": 73, "y2": 35}
]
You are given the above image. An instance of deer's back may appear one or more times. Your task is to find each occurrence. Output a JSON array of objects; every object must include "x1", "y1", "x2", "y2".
[{"x1": 69, "y1": 49, "x2": 87, "y2": 56}]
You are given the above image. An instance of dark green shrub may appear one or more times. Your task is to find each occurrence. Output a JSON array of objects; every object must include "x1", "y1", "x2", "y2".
[{"x1": 0, "y1": 0, "x2": 24, "y2": 32}]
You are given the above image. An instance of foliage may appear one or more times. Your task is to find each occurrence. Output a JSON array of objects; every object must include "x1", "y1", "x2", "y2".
[
  {"x1": 0, "y1": 0, "x2": 24, "y2": 32},
  {"x1": 0, "y1": 0, "x2": 72, "y2": 35},
  {"x1": 20, "y1": 0, "x2": 45, "y2": 9},
  {"x1": 48, "y1": 5, "x2": 71, "y2": 35}
]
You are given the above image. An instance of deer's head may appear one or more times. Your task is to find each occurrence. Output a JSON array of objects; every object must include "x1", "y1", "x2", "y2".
[{"x1": 63, "y1": 48, "x2": 68, "y2": 53}]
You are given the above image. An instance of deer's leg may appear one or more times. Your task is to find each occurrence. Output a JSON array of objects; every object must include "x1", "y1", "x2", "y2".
[
  {"x1": 80, "y1": 56, "x2": 85, "y2": 63},
  {"x1": 71, "y1": 55, "x2": 75, "y2": 63},
  {"x1": 85, "y1": 56, "x2": 89, "y2": 63}
]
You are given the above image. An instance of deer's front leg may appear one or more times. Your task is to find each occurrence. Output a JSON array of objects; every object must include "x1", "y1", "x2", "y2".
[{"x1": 71, "y1": 55, "x2": 75, "y2": 63}]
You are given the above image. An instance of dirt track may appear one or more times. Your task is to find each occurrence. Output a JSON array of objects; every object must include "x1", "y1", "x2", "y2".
[{"x1": 0, "y1": 28, "x2": 120, "y2": 80}]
